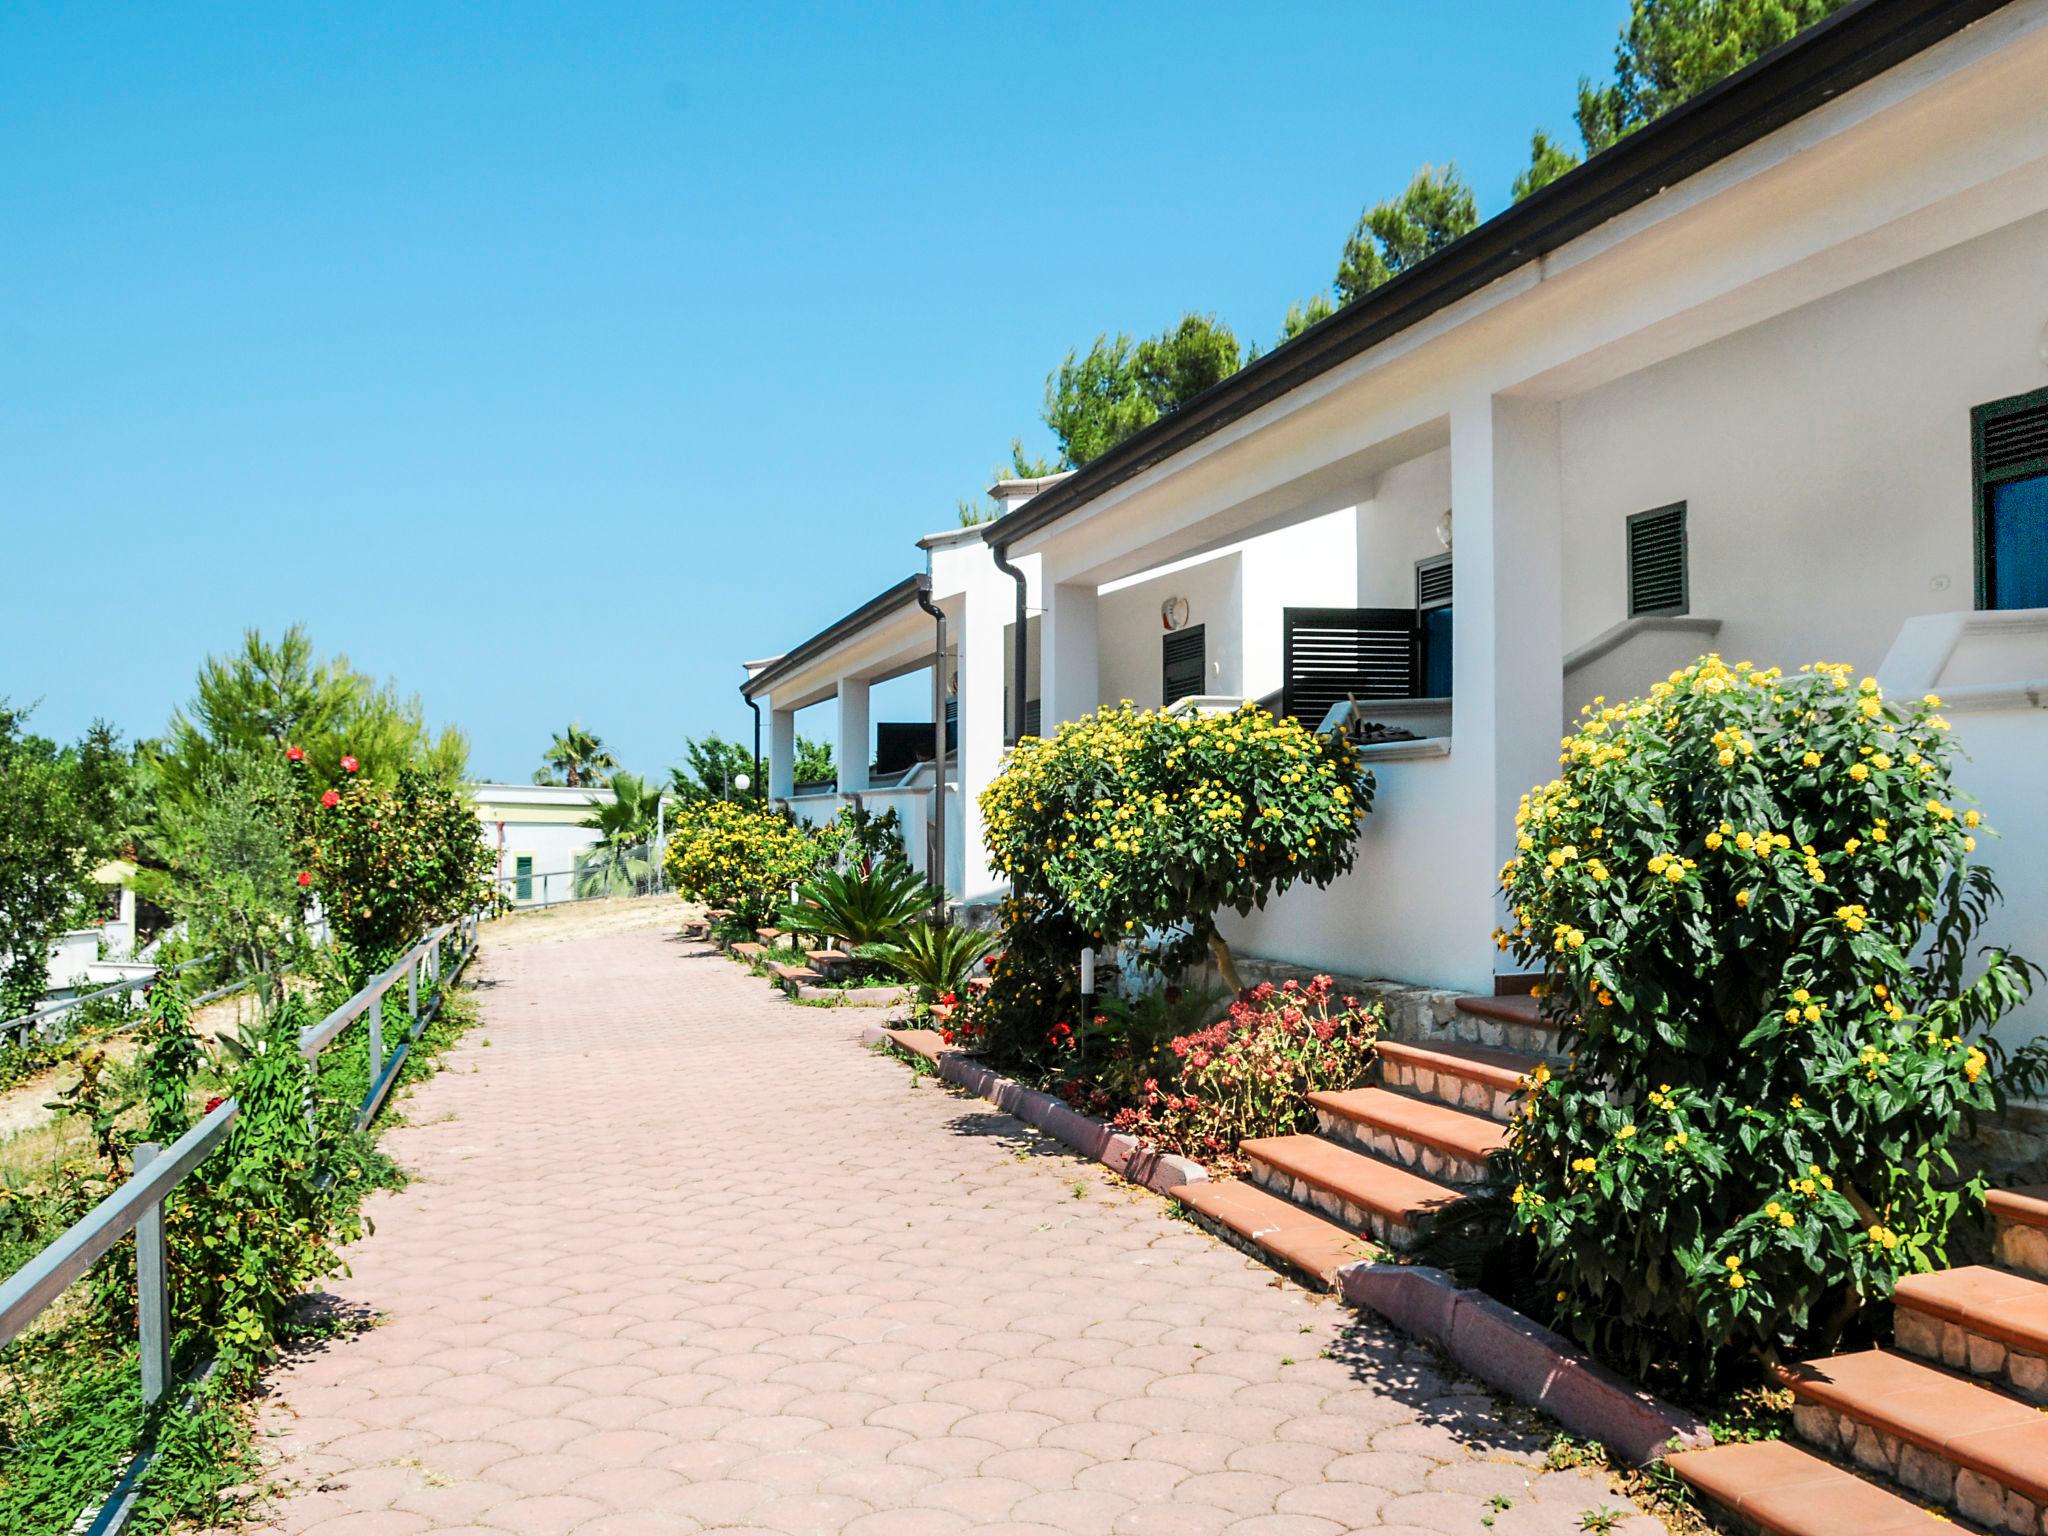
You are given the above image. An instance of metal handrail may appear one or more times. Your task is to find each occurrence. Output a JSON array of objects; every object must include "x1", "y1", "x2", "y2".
[
  {"x1": 2, "y1": 957, "x2": 214, "y2": 1048},
  {"x1": 0, "y1": 1099, "x2": 240, "y2": 1351},
  {"x1": 0, "y1": 909, "x2": 484, "y2": 1390}
]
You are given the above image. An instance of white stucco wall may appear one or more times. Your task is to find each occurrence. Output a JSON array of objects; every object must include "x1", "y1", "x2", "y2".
[
  {"x1": 1558, "y1": 208, "x2": 2048, "y2": 672},
  {"x1": 1356, "y1": 448, "x2": 1452, "y2": 610},
  {"x1": 1098, "y1": 553, "x2": 1244, "y2": 709}
]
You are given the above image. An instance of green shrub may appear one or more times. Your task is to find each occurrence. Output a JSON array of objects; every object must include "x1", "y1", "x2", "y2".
[
  {"x1": 297, "y1": 760, "x2": 496, "y2": 982},
  {"x1": 1500, "y1": 656, "x2": 2035, "y2": 1387},
  {"x1": 812, "y1": 803, "x2": 906, "y2": 874},
  {"x1": 663, "y1": 799, "x2": 815, "y2": 925},
  {"x1": 979, "y1": 702, "x2": 1371, "y2": 989}
]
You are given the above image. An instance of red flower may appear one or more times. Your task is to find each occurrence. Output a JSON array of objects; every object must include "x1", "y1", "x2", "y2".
[
  {"x1": 285, "y1": 745, "x2": 305, "y2": 762},
  {"x1": 340, "y1": 755, "x2": 359, "y2": 773},
  {"x1": 204, "y1": 1095, "x2": 226, "y2": 1114},
  {"x1": 321, "y1": 789, "x2": 340, "y2": 808},
  {"x1": 938, "y1": 992, "x2": 957, "y2": 1006},
  {"x1": 297, "y1": 871, "x2": 313, "y2": 887}
]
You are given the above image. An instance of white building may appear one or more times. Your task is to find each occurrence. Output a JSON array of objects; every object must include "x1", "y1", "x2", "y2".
[
  {"x1": 748, "y1": 2, "x2": 2048, "y2": 1050},
  {"x1": 470, "y1": 783, "x2": 616, "y2": 907}
]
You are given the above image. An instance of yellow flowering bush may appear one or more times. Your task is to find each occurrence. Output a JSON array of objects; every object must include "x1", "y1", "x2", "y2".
[
  {"x1": 1501, "y1": 656, "x2": 2034, "y2": 1386},
  {"x1": 663, "y1": 799, "x2": 816, "y2": 925},
  {"x1": 980, "y1": 702, "x2": 1372, "y2": 988}
]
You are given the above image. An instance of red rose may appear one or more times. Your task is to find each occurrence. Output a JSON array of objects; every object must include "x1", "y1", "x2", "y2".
[
  {"x1": 297, "y1": 871, "x2": 312, "y2": 887},
  {"x1": 204, "y1": 1095, "x2": 226, "y2": 1114},
  {"x1": 321, "y1": 790, "x2": 340, "y2": 808},
  {"x1": 938, "y1": 992, "x2": 957, "y2": 1006},
  {"x1": 286, "y1": 745, "x2": 305, "y2": 762},
  {"x1": 340, "y1": 755, "x2": 359, "y2": 773}
]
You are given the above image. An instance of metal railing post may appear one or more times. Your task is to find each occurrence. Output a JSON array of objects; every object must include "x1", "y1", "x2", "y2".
[
  {"x1": 407, "y1": 956, "x2": 418, "y2": 1023},
  {"x1": 368, "y1": 995, "x2": 384, "y2": 1090},
  {"x1": 134, "y1": 1142, "x2": 170, "y2": 1404}
]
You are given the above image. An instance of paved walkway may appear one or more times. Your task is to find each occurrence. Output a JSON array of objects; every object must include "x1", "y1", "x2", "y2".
[{"x1": 246, "y1": 927, "x2": 1659, "y2": 1536}]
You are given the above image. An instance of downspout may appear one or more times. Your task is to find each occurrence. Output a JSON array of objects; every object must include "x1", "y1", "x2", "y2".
[
  {"x1": 990, "y1": 539, "x2": 1029, "y2": 744},
  {"x1": 743, "y1": 689, "x2": 763, "y2": 803},
  {"x1": 913, "y1": 574, "x2": 948, "y2": 918}
]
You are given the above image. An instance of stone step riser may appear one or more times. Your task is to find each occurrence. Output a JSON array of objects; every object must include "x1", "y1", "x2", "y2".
[
  {"x1": 1377, "y1": 1055, "x2": 1523, "y2": 1124},
  {"x1": 1994, "y1": 1217, "x2": 2048, "y2": 1283},
  {"x1": 1241, "y1": 1154, "x2": 1424, "y2": 1252},
  {"x1": 1312, "y1": 1107, "x2": 1494, "y2": 1187},
  {"x1": 1894, "y1": 1306, "x2": 2048, "y2": 1406},
  {"x1": 1790, "y1": 1401, "x2": 2043, "y2": 1535},
  {"x1": 1405, "y1": 1012, "x2": 1557, "y2": 1059}
]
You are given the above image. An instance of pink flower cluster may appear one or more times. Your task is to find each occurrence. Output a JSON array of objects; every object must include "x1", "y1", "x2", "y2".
[{"x1": 1109, "y1": 975, "x2": 1380, "y2": 1166}]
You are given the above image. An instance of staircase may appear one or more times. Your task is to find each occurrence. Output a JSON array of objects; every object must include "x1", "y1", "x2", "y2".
[
  {"x1": 1169, "y1": 992, "x2": 1552, "y2": 1287},
  {"x1": 1669, "y1": 1184, "x2": 2048, "y2": 1535}
]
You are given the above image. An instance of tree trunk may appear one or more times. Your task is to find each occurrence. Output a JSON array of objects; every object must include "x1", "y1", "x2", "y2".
[{"x1": 1208, "y1": 931, "x2": 1244, "y2": 996}]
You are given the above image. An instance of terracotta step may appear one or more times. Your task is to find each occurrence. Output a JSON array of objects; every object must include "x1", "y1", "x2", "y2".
[
  {"x1": 1305, "y1": 1085, "x2": 1505, "y2": 1185},
  {"x1": 1894, "y1": 1265, "x2": 2048, "y2": 1404},
  {"x1": 1448, "y1": 994, "x2": 1562, "y2": 1054},
  {"x1": 1777, "y1": 1347, "x2": 2048, "y2": 1523},
  {"x1": 769, "y1": 962, "x2": 823, "y2": 992},
  {"x1": 880, "y1": 1027, "x2": 947, "y2": 1064},
  {"x1": 1989, "y1": 1186, "x2": 2048, "y2": 1281},
  {"x1": 756, "y1": 926, "x2": 787, "y2": 944},
  {"x1": 1668, "y1": 1438, "x2": 1939, "y2": 1536},
  {"x1": 1239, "y1": 1134, "x2": 1463, "y2": 1251},
  {"x1": 1169, "y1": 1177, "x2": 1375, "y2": 1289},
  {"x1": 1374, "y1": 1039, "x2": 1540, "y2": 1123},
  {"x1": 729, "y1": 941, "x2": 766, "y2": 962},
  {"x1": 805, "y1": 948, "x2": 857, "y2": 979}
]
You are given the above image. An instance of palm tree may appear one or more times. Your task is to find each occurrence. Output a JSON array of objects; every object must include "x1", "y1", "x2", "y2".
[
  {"x1": 534, "y1": 723, "x2": 617, "y2": 788},
  {"x1": 574, "y1": 771, "x2": 663, "y2": 897}
]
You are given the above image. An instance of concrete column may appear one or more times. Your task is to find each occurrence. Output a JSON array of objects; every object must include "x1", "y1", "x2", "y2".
[
  {"x1": 768, "y1": 705, "x2": 796, "y2": 800},
  {"x1": 959, "y1": 588, "x2": 1006, "y2": 896},
  {"x1": 1040, "y1": 579, "x2": 1099, "y2": 729},
  {"x1": 1450, "y1": 392, "x2": 1565, "y2": 982},
  {"x1": 835, "y1": 678, "x2": 870, "y2": 794}
]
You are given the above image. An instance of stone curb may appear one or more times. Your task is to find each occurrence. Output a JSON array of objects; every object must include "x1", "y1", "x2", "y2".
[
  {"x1": 1339, "y1": 1262, "x2": 1713, "y2": 1465},
  {"x1": 794, "y1": 983, "x2": 913, "y2": 1007},
  {"x1": 859, "y1": 1024, "x2": 1208, "y2": 1196}
]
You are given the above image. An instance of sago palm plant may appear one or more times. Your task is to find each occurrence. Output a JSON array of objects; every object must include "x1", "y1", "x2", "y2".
[
  {"x1": 778, "y1": 860, "x2": 932, "y2": 950},
  {"x1": 858, "y1": 921, "x2": 996, "y2": 997}
]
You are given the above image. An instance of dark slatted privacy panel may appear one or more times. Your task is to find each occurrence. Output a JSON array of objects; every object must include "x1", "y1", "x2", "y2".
[
  {"x1": 1282, "y1": 608, "x2": 1418, "y2": 725},
  {"x1": 1022, "y1": 699, "x2": 1041, "y2": 739},
  {"x1": 1162, "y1": 625, "x2": 1206, "y2": 706},
  {"x1": 1628, "y1": 504, "x2": 1689, "y2": 616},
  {"x1": 1416, "y1": 555, "x2": 1453, "y2": 609},
  {"x1": 1982, "y1": 397, "x2": 2048, "y2": 478}
]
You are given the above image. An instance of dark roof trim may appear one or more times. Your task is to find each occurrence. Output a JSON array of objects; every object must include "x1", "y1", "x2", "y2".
[
  {"x1": 742, "y1": 574, "x2": 924, "y2": 699},
  {"x1": 985, "y1": 0, "x2": 2009, "y2": 550}
]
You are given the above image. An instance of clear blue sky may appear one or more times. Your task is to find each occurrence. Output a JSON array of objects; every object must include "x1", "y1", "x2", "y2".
[{"x1": 3, "y1": 2, "x2": 1622, "y2": 782}]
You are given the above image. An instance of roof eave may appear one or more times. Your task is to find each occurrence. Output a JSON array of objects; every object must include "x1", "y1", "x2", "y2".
[{"x1": 981, "y1": 0, "x2": 2009, "y2": 552}]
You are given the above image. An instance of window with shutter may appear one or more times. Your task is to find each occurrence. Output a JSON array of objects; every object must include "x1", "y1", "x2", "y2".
[
  {"x1": 1627, "y1": 504, "x2": 1688, "y2": 616},
  {"x1": 1281, "y1": 608, "x2": 1418, "y2": 725},
  {"x1": 1974, "y1": 389, "x2": 2048, "y2": 611},
  {"x1": 1162, "y1": 625, "x2": 1206, "y2": 706},
  {"x1": 1415, "y1": 555, "x2": 1453, "y2": 699}
]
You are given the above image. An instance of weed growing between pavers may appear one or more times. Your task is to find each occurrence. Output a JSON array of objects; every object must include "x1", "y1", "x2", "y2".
[{"x1": 0, "y1": 981, "x2": 484, "y2": 1534}]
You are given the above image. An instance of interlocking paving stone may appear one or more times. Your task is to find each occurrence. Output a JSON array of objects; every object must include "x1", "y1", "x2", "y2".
[{"x1": 238, "y1": 926, "x2": 1658, "y2": 1536}]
